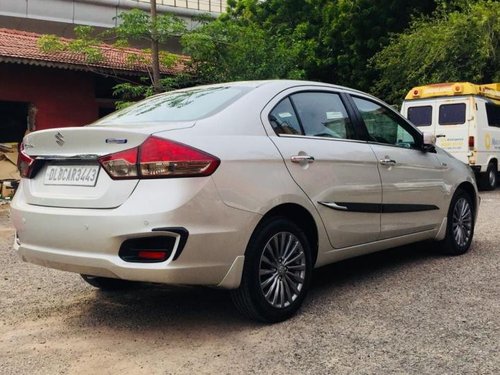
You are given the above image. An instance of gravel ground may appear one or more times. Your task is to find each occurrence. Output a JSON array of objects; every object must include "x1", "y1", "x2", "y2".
[{"x1": 0, "y1": 192, "x2": 498, "y2": 375}]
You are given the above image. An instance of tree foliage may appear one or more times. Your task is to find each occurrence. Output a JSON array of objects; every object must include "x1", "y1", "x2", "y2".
[
  {"x1": 181, "y1": 17, "x2": 309, "y2": 83},
  {"x1": 185, "y1": 0, "x2": 438, "y2": 91},
  {"x1": 186, "y1": 0, "x2": 499, "y2": 104},
  {"x1": 38, "y1": 8, "x2": 186, "y2": 100},
  {"x1": 37, "y1": 0, "x2": 499, "y2": 106},
  {"x1": 38, "y1": 26, "x2": 103, "y2": 63},
  {"x1": 113, "y1": 8, "x2": 185, "y2": 43},
  {"x1": 372, "y1": 0, "x2": 500, "y2": 103},
  {"x1": 317, "y1": 0, "x2": 436, "y2": 89},
  {"x1": 116, "y1": 6, "x2": 187, "y2": 93}
]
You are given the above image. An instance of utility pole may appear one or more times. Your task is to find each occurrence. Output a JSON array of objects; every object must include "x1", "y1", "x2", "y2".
[{"x1": 150, "y1": 0, "x2": 163, "y2": 93}]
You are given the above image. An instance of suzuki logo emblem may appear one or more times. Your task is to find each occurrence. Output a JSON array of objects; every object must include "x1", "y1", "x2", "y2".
[{"x1": 55, "y1": 132, "x2": 65, "y2": 146}]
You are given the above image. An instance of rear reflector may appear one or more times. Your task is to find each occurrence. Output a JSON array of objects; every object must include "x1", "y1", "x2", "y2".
[
  {"x1": 137, "y1": 251, "x2": 168, "y2": 261},
  {"x1": 99, "y1": 136, "x2": 220, "y2": 179},
  {"x1": 119, "y1": 236, "x2": 177, "y2": 263},
  {"x1": 468, "y1": 136, "x2": 475, "y2": 149}
]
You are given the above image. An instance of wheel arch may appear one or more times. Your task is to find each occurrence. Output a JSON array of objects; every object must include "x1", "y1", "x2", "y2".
[
  {"x1": 455, "y1": 181, "x2": 478, "y2": 215},
  {"x1": 435, "y1": 180, "x2": 478, "y2": 255},
  {"x1": 487, "y1": 157, "x2": 498, "y2": 171},
  {"x1": 251, "y1": 203, "x2": 319, "y2": 266}
]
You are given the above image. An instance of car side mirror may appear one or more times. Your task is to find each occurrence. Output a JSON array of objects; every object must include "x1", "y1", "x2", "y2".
[{"x1": 422, "y1": 132, "x2": 436, "y2": 152}]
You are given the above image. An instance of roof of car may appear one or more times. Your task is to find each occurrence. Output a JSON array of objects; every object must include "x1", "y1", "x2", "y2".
[{"x1": 185, "y1": 79, "x2": 368, "y2": 96}]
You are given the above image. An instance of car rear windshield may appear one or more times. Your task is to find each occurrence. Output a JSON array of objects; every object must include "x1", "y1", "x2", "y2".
[
  {"x1": 94, "y1": 86, "x2": 252, "y2": 125},
  {"x1": 407, "y1": 106, "x2": 432, "y2": 126},
  {"x1": 439, "y1": 103, "x2": 466, "y2": 125}
]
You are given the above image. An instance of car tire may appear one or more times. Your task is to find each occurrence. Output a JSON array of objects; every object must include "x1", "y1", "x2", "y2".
[
  {"x1": 435, "y1": 189, "x2": 475, "y2": 255},
  {"x1": 479, "y1": 162, "x2": 497, "y2": 191},
  {"x1": 230, "y1": 217, "x2": 312, "y2": 323},
  {"x1": 81, "y1": 275, "x2": 133, "y2": 291}
]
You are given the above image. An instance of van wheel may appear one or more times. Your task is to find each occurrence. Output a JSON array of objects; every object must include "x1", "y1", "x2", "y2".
[
  {"x1": 479, "y1": 162, "x2": 497, "y2": 190},
  {"x1": 230, "y1": 217, "x2": 312, "y2": 323},
  {"x1": 435, "y1": 189, "x2": 475, "y2": 255},
  {"x1": 81, "y1": 275, "x2": 133, "y2": 290}
]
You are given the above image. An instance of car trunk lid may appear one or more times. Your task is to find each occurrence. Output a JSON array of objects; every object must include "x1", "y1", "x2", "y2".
[{"x1": 19, "y1": 125, "x2": 192, "y2": 208}]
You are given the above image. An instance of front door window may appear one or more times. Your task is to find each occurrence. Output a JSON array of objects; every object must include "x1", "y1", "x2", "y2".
[{"x1": 353, "y1": 97, "x2": 418, "y2": 149}]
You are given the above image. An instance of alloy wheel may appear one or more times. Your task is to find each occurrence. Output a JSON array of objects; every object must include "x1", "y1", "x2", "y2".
[
  {"x1": 259, "y1": 232, "x2": 306, "y2": 309},
  {"x1": 452, "y1": 197, "x2": 473, "y2": 248}
]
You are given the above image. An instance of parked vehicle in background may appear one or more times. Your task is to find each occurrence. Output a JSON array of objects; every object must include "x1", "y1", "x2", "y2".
[
  {"x1": 401, "y1": 82, "x2": 500, "y2": 190},
  {"x1": 11, "y1": 80, "x2": 479, "y2": 322}
]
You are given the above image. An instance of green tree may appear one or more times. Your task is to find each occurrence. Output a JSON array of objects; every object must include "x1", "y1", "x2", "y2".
[
  {"x1": 224, "y1": 0, "x2": 325, "y2": 82},
  {"x1": 373, "y1": 0, "x2": 500, "y2": 104},
  {"x1": 318, "y1": 0, "x2": 436, "y2": 89},
  {"x1": 197, "y1": 0, "x2": 437, "y2": 91},
  {"x1": 115, "y1": 2, "x2": 186, "y2": 93},
  {"x1": 38, "y1": 5, "x2": 186, "y2": 103},
  {"x1": 181, "y1": 16, "x2": 309, "y2": 83}
]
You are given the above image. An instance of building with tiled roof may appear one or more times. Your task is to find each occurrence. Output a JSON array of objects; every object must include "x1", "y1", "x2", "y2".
[
  {"x1": 0, "y1": 27, "x2": 185, "y2": 143},
  {"x1": 0, "y1": 28, "x2": 185, "y2": 75}
]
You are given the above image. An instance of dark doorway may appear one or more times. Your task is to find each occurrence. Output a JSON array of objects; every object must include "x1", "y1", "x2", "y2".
[{"x1": 0, "y1": 101, "x2": 29, "y2": 143}]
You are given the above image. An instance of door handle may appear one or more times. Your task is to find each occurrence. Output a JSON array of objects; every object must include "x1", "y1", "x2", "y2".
[
  {"x1": 379, "y1": 157, "x2": 396, "y2": 166},
  {"x1": 291, "y1": 155, "x2": 315, "y2": 163}
]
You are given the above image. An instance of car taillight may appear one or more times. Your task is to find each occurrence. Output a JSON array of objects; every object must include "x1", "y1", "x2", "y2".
[
  {"x1": 18, "y1": 142, "x2": 35, "y2": 178},
  {"x1": 99, "y1": 148, "x2": 138, "y2": 179},
  {"x1": 99, "y1": 137, "x2": 220, "y2": 180},
  {"x1": 139, "y1": 137, "x2": 220, "y2": 178}
]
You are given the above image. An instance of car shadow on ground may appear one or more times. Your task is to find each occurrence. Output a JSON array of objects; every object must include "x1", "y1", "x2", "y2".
[
  {"x1": 67, "y1": 241, "x2": 440, "y2": 331},
  {"x1": 312, "y1": 241, "x2": 438, "y2": 290}
]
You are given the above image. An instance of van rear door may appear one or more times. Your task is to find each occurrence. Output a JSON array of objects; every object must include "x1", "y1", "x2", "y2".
[
  {"x1": 403, "y1": 98, "x2": 471, "y2": 164},
  {"x1": 434, "y1": 99, "x2": 471, "y2": 164}
]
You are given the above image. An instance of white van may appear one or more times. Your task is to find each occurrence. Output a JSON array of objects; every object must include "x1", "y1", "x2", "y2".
[{"x1": 401, "y1": 82, "x2": 500, "y2": 190}]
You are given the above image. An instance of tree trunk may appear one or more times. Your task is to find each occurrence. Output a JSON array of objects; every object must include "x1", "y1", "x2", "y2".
[{"x1": 150, "y1": 0, "x2": 163, "y2": 93}]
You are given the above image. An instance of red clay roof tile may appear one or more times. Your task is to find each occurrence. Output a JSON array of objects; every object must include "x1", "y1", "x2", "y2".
[{"x1": 0, "y1": 28, "x2": 186, "y2": 75}]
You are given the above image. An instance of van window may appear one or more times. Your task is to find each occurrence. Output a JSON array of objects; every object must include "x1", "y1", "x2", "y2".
[
  {"x1": 408, "y1": 106, "x2": 432, "y2": 126},
  {"x1": 439, "y1": 103, "x2": 466, "y2": 125},
  {"x1": 486, "y1": 103, "x2": 500, "y2": 127}
]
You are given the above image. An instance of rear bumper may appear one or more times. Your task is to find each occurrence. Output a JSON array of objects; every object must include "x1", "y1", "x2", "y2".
[
  {"x1": 11, "y1": 178, "x2": 259, "y2": 288},
  {"x1": 14, "y1": 238, "x2": 242, "y2": 287}
]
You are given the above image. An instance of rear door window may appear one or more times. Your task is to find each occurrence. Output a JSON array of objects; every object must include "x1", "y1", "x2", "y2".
[
  {"x1": 439, "y1": 103, "x2": 466, "y2": 125},
  {"x1": 407, "y1": 106, "x2": 432, "y2": 126},
  {"x1": 269, "y1": 98, "x2": 302, "y2": 135},
  {"x1": 486, "y1": 102, "x2": 500, "y2": 127},
  {"x1": 269, "y1": 92, "x2": 356, "y2": 139},
  {"x1": 291, "y1": 92, "x2": 354, "y2": 139}
]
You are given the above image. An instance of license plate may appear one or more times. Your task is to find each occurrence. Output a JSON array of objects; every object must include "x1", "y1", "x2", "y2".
[{"x1": 44, "y1": 165, "x2": 100, "y2": 187}]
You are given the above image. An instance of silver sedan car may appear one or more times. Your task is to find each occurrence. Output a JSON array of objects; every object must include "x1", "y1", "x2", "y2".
[{"x1": 11, "y1": 80, "x2": 479, "y2": 322}]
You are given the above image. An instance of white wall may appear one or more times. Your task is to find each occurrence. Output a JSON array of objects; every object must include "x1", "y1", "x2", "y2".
[{"x1": 0, "y1": 0, "x2": 221, "y2": 29}]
